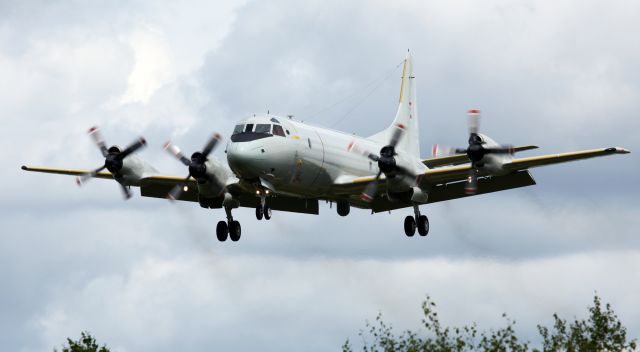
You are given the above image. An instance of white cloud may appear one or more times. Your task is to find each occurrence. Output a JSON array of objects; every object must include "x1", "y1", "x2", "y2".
[
  {"x1": 119, "y1": 25, "x2": 174, "y2": 105},
  {"x1": 29, "y1": 251, "x2": 640, "y2": 351},
  {"x1": 2, "y1": 0, "x2": 639, "y2": 351}
]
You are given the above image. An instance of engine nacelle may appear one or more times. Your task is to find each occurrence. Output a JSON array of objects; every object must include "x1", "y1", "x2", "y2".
[
  {"x1": 476, "y1": 133, "x2": 511, "y2": 175},
  {"x1": 386, "y1": 190, "x2": 412, "y2": 203}
]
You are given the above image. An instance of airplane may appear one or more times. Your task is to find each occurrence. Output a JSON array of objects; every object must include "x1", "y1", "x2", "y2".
[{"x1": 21, "y1": 53, "x2": 630, "y2": 242}]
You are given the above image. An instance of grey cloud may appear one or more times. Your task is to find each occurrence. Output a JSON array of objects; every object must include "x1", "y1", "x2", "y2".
[{"x1": 2, "y1": 0, "x2": 640, "y2": 351}]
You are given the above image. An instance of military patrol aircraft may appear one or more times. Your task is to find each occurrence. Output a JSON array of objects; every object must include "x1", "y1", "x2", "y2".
[{"x1": 22, "y1": 54, "x2": 630, "y2": 242}]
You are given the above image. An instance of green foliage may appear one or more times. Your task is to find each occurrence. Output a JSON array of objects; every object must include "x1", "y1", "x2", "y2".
[
  {"x1": 345, "y1": 294, "x2": 637, "y2": 352},
  {"x1": 54, "y1": 331, "x2": 110, "y2": 352},
  {"x1": 537, "y1": 295, "x2": 637, "y2": 352}
]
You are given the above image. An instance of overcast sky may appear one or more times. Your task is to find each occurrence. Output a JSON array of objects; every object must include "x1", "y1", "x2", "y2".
[{"x1": 2, "y1": 0, "x2": 639, "y2": 351}]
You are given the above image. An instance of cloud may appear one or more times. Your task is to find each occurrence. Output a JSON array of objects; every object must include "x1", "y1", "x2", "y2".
[
  {"x1": 1, "y1": 0, "x2": 639, "y2": 351},
  {"x1": 26, "y1": 250, "x2": 640, "y2": 351}
]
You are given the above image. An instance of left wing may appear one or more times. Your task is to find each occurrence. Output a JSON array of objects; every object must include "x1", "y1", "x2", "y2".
[
  {"x1": 422, "y1": 145, "x2": 539, "y2": 168},
  {"x1": 331, "y1": 146, "x2": 629, "y2": 206},
  {"x1": 421, "y1": 147, "x2": 630, "y2": 186}
]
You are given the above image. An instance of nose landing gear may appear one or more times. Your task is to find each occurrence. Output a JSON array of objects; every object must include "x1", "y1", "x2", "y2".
[
  {"x1": 404, "y1": 205, "x2": 429, "y2": 237},
  {"x1": 255, "y1": 195, "x2": 271, "y2": 220}
]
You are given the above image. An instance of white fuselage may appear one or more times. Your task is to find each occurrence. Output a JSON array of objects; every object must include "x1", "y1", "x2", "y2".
[{"x1": 225, "y1": 114, "x2": 427, "y2": 199}]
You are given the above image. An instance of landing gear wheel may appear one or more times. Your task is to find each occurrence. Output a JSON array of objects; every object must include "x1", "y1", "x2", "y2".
[
  {"x1": 417, "y1": 215, "x2": 429, "y2": 236},
  {"x1": 229, "y1": 221, "x2": 241, "y2": 242},
  {"x1": 263, "y1": 205, "x2": 272, "y2": 220},
  {"x1": 404, "y1": 216, "x2": 416, "y2": 237},
  {"x1": 255, "y1": 205, "x2": 263, "y2": 220},
  {"x1": 216, "y1": 221, "x2": 228, "y2": 242}
]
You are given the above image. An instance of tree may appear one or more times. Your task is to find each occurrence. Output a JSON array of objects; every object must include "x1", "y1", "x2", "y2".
[
  {"x1": 345, "y1": 294, "x2": 637, "y2": 352},
  {"x1": 54, "y1": 331, "x2": 110, "y2": 352},
  {"x1": 538, "y1": 295, "x2": 637, "y2": 352}
]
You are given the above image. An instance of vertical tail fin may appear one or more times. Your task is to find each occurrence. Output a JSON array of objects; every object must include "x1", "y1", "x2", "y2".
[{"x1": 368, "y1": 52, "x2": 420, "y2": 157}]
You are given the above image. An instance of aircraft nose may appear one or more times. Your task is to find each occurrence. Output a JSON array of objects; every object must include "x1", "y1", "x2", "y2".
[{"x1": 227, "y1": 142, "x2": 264, "y2": 177}]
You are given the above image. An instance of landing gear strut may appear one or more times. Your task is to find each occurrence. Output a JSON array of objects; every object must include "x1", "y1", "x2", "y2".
[
  {"x1": 404, "y1": 205, "x2": 429, "y2": 237},
  {"x1": 216, "y1": 206, "x2": 241, "y2": 242}
]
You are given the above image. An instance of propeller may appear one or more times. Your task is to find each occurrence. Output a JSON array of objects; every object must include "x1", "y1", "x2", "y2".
[
  {"x1": 348, "y1": 124, "x2": 411, "y2": 202},
  {"x1": 163, "y1": 133, "x2": 222, "y2": 201},
  {"x1": 76, "y1": 126, "x2": 147, "y2": 199},
  {"x1": 435, "y1": 110, "x2": 514, "y2": 195}
]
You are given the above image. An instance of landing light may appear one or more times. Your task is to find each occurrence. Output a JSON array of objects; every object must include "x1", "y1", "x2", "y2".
[
  {"x1": 265, "y1": 190, "x2": 270, "y2": 195},
  {"x1": 256, "y1": 190, "x2": 261, "y2": 195},
  {"x1": 183, "y1": 186, "x2": 189, "y2": 192}
]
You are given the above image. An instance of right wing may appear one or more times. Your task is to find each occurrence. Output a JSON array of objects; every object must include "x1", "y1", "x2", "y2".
[
  {"x1": 21, "y1": 166, "x2": 113, "y2": 180},
  {"x1": 139, "y1": 176, "x2": 319, "y2": 214}
]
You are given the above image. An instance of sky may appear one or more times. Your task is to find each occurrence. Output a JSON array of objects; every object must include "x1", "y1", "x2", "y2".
[{"x1": 1, "y1": 0, "x2": 639, "y2": 351}]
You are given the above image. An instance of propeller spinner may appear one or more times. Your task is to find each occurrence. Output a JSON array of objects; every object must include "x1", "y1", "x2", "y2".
[
  {"x1": 348, "y1": 124, "x2": 412, "y2": 202},
  {"x1": 76, "y1": 126, "x2": 147, "y2": 199},
  {"x1": 163, "y1": 133, "x2": 222, "y2": 201},
  {"x1": 435, "y1": 110, "x2": 514, "y2": 195}
]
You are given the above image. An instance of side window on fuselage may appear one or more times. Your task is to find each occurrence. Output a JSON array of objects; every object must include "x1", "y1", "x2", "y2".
[{"x1": 272, "y1": 124, "x2": 285, "y2": 137}]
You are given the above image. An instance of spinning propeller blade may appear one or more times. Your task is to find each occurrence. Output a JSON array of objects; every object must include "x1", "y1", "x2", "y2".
[
  {"x1": 443, "y1": 110, "x2": 514, "y2": 195},
  {"x1": 79, "y1": 127, "x2": 147, "y2": 199},
  {"x1": 348, "y1": 123, "x2": 413, "y2": 202},
  {"x1": 163, "y1": 132, "x2": 224, "y2": 201}
]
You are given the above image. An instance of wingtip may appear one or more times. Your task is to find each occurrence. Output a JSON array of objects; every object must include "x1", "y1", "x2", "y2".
[{"x1": 606, "y1": 147, "x2": 631, "y2": 154}]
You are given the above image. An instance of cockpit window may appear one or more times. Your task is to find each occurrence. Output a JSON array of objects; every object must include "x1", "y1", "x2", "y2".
[
  {"x1": 230, "y1": 123, "x2": 275, "y2": 143},
  {"x1": 254, "y1": 124, "x2": 271, "y2": 134},
  {"x1": 272, "y1": 124, "x2": 285, "y2": 137},
  {"x1": 232, "y1": 124, "x2": 244, "y2": 135}
]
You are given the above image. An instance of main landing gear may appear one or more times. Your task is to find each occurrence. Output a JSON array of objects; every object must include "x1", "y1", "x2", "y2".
[
  {"x1": 216, "y1": 206, "x2": 241, "y2": 242},
  {"x1": 404, "y1": 205, "x2": 429, "y2": 237}
]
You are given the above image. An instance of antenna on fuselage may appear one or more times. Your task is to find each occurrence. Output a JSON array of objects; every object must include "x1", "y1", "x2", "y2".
[{"x1": 287, "y1": 115, "x2": 293, "y2": 120}]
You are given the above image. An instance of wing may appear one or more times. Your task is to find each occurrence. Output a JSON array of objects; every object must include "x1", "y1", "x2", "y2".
[
  {"x1": 421, "y1": 145, "x2": 539, "y2": 168},
  {"x1": 139, "y1": 176, "x2": 319, "y2": 214},
  {"x1": 139, "y1": 175, "x2": 199, "y2": 201},
  {"x1": 331, "y1": 146, "x2": 629, "y2": 213},
  {"x1": 21, "y1": 165, "x2": 318, "y2": 213},
  {"x1": 370, "y1": 170, "x2": 536, "y2": 213},
  {"x1": 421, "y1": 147, "x2": 630, "y2": 186},
  {"x1": 21, "y1": 166, "x2": 113, "y2": 179}
]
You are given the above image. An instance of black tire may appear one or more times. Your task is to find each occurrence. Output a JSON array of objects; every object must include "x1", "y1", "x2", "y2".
[
  {"x1": 337, "y1": 201, "x2": 350, "y2": 217},
  {"x1": 417, "y1": 215, "x2": 429, "y2": 236},
  {"x1": 255, "y1": 205, "x2": 263, "y2": 220},
  {"x1": 216, "y1": 221, "x2": 228, "y2": 242},
  {"x1": 229, "y1": 221, "x2": 241, "y2": 242},
  {"x1": 404, "y1": 216, "x2": 416, "y2": 237},
  {"x1": 263, "y1": 205, "x2": 272, "y2": 220}
]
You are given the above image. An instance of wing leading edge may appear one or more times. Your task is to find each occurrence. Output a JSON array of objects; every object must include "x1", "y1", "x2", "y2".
[
  {"x1": 421, "y1": 147, "x2": 630, "y2": 186},
  {"x1": 422, "y1": 145, "x2": 539, "y2": 168},
  {"x1": 21, "y1": 165, "x2": 319, "y2": 214}
]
